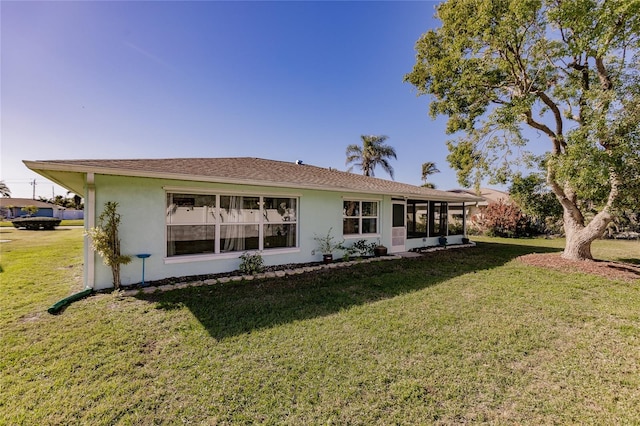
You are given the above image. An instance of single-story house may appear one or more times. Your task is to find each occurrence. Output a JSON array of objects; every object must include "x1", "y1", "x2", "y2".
[
  {"x1": 24, "y1": 157, "x2": 483, "y2": 290},
  {"x1": 448, "y1": 188, "x2": 511, "y2": 227},
  {"x1": 0, "y1": 197, "x2": 64, "y2": 219}
]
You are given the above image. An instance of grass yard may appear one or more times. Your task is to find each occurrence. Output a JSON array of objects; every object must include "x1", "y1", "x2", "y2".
[{"x1": 1, "y1": 228, "x2": 640, "y2": 424}]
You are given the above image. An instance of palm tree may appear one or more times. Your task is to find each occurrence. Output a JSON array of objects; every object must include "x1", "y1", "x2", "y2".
[
  {"x1": 345, "y1": 135, "x2": 397, "y2": 179},
  {"x1": 0, "y1": 181, "x2": 11, "y2": 197},
  {"x1": 420, "y1": 162, "x2": 440, "y2": 188}
]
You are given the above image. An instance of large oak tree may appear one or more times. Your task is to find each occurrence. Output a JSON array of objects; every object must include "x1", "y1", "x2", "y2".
[{"x1": 406, "y1": 0, "x2": 640, "y2": 260}]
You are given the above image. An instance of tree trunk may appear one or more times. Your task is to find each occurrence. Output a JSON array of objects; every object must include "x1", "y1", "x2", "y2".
[
  {"x1": 561, "y1": 205, "x2": 612, "y2": 261},
  {"x1": 112, "y1": 263, "x2": 121, "y2": 290},
  {"x1": 562, "y1": 218, "x2": 594, "y2": 260}
]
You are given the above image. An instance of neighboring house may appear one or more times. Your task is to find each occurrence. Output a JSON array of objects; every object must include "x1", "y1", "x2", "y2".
[
  {"x1": 25, "y1": 157, "x2": 483, "y2": 290},
  {"x1": 448, "y1": 188, "x2": 511, "y2": 226},
  {"x1": 0, "y1": 198, "x2": 63, "y2": 219}
]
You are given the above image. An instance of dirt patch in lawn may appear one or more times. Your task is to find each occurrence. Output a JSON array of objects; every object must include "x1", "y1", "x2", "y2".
[{"x1": 518, "y1": 253, "x2": 640, "y2": 283}]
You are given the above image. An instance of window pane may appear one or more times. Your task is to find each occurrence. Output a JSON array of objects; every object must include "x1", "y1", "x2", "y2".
[
  {"x1": 220, "y1": 196, "x2": 260, "y2": 223},
  {"x1": 362, "y1": 202, "x2": 377, "y2": 217},
  {"x1": 220, "y1": 224, "x2": 259, "y2": 252},
  {"x1": 343, "y1": 218, "x2": 359, "y2": 234},
  {"x1": 167, "y1": 225, "x2": 215, "y2": 256},
  {"x1": 392, "y1": 204, "x2": 404, "y2": 227},
  {"x1": 264, "y1": 197, "x2": 297, "y2": 223},
  {"x1": 263, "y1": 223, "x2": 297, "y2": 249},
  {"x1": 167, "y1": 193, "x2": 216, "y2": 224},
  {"x1": 362, "y1": 218, "x2": 377, "y2": 234},
  {"x1": 343, "y1": 201, "x2": 359, "y2": 217}
]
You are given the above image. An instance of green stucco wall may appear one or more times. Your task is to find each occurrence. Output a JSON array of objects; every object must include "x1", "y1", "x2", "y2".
[{"x1": 87, "y1": 174, "x2": 394, "y2": 290}]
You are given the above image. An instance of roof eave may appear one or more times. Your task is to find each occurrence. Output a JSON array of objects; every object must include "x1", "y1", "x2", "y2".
[{"x1": 23, "y1": 160, "x2": 482, "y2": 202}]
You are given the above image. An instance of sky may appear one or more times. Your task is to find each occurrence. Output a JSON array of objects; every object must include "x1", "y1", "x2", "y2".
[{"x1": 2, "y1": 0, "x2": 476, "y2": 200}]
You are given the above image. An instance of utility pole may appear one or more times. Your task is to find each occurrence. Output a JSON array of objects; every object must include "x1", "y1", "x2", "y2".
[{"x1": 30, "y1": 179, "x2": 37, "y2": 200}]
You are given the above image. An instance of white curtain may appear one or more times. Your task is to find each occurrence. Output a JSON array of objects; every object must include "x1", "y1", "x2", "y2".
[{"x1": 222, "y1": 196, "x2": 245, "y2": 252}]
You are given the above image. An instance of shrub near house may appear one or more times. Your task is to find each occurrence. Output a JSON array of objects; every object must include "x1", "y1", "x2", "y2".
[{"x1": 476, "y1": 200, "x2": 533, "y2": 238}]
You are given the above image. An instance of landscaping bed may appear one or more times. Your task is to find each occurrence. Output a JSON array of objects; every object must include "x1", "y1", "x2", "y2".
[{"x1": 519, "y1": 252, "x2": 640, "y2": 282}]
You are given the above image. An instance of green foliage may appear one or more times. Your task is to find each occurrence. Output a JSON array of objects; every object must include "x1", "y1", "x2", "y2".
[
  {"x1": 0, "y1": 180, "x2": 11, "y2": 197},
  {"x1": 509, "y1": 174, "x2": 563, "y2": 232},
  {"x1": 38, "y1": 194, "x2": 83, "y2": 209},
  {"x1": 85, "y1": 201, "x2": 131, "y2": 289},
  {"x1": 343, "y1": 239, "x2": 377, "y2": 260},
  {"x1": 477, "y1": 200, "x2": 534, "y2": 238},
  {"x1": 406, "y1": 0, "x2": 640, "y2": 254},
  {"x1": 239, "y1": 251, "x2": 264, "y2": 275},
  {"x1": 21, "y1": 205, "x2": 38, "y2": 216},
  {"x1": 420, "y1": 162, "x2": 440, "y2": 187},
  {"x1": 345, "y1": 135, "x2": 398, "y2": 179},
  {"x1": 313, "y1": 227, "x2": 344, "y2": 254}
]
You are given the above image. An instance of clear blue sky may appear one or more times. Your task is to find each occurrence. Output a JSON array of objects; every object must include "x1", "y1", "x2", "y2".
[{"x1": 2, "y1": 0, "x2": 471, "y2": 199}]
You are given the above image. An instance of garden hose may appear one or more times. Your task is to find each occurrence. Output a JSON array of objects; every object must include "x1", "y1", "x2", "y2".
[{"x1": 47, "y1": 288, "x2": 93, "y2": 314}]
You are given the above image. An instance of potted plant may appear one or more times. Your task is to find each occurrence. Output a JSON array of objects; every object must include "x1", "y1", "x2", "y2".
[
  {"x1": 373, "y1": 239, "x2": 388, "y2": 257},
  {"x1": 313, "y1": 228, "x2": 344, "y2": 264}
]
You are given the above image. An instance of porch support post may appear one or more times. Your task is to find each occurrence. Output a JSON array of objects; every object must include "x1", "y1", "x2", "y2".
[
  {"x1": 85, "y1": 173, "x2": 96, "y2": 289},
  {"x1": 462, "y1": 202, "x2": 466, "y2": 236}
]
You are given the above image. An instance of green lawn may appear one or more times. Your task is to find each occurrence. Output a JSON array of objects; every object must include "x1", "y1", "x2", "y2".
[{"x1": 1, "y1": 229, "x2": 639, "y2": 424}]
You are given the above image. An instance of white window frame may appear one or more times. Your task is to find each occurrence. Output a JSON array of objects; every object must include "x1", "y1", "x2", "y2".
[
  {"x1": 165, "y1": 190, "x2": 299, "y2": 261},
  {"x1": 342, "y1": 198, "x2": 380, "y2": 237}
]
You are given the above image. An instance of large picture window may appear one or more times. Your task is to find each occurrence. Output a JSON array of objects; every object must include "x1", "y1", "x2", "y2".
[
  {"x1": 166, "y1": 192, "x2": 298, "y2": 257},
  {"x1": 343, "y1": 200, "x2": 378, "y2": 235}
]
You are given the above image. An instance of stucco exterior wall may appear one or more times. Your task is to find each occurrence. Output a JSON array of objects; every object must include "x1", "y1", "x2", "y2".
[{"x1": 87, "y1": 174, "x2": 393, "y2": 290}]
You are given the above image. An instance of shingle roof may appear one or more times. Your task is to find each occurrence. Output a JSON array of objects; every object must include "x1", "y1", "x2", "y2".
[
  {"x1": 0, "y1": 198, "x2": 61, "y2": 209},
  {"x1": 448, "y1": 187, "x2": 510, "y2": 205},
  {"x1": 24, "y1": 157, "x2": 483, "y2": 202}
]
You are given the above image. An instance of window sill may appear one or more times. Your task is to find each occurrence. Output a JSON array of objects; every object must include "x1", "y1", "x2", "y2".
[{"x1": 164, "y1": 247, "x2": 300, "y2": 264}]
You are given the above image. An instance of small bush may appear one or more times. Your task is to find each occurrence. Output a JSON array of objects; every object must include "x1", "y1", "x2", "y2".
[
  {"x1": 239, "y1": 251, "x2": 264, "y2": 275},
  {"x1": 476, "y1": 200, "x2": 534, "y2": 238}
]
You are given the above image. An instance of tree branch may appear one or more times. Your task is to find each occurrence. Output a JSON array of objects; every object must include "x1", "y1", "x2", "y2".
[
  {"x1": 523, "y1": 109, "x2": 565, "y2": 154},
  {"x1": 595, "y1": 57, "x2": 612, "y2": 90}
]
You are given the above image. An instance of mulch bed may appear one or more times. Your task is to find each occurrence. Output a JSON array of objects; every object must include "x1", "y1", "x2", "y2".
[{"x1": 518, "y1": 253, "x2": 640, "y2": 283}]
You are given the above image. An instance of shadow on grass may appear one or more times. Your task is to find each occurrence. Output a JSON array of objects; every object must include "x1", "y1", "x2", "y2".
[{"x1": 138, "y1": 242, "x2": 561, "y2": 340}]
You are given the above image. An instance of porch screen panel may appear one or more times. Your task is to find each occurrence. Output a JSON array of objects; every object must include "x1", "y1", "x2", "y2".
[
  {"x1": 407, "y1": 202, "x2": 429, "y2": 239},
  {"x1": 429, "y1": 201, "x2": 448, "y2": 237},
  {"x1": 448, "y1": 203, "x2": 465, "y2": 235}
]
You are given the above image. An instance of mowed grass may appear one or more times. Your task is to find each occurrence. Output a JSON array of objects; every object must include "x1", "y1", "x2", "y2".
[{"x1": 2, "y1": 229, "x2": 640, "y2": 424}]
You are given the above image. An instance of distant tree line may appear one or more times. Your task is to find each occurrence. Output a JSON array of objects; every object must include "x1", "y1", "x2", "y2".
[{"x1": 38, "y1": 194, "x2": 84, "y2": 210}]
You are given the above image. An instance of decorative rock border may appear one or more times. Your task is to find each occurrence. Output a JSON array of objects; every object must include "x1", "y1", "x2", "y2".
[
  {"x1": 121, "y1": 242, "x2": 476, "y2": 297},
  {"x1": 121, "y1": 255, "x2": 401, "y2": 297}
]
